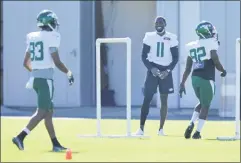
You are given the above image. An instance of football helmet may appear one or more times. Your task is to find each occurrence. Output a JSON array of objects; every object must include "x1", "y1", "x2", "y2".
[
  {"x1": 196, "y1": 21, "x2": 217, "y2": 39},
  {"x1": 37, "y1": 10, "x2": 59, "y2": 31}
]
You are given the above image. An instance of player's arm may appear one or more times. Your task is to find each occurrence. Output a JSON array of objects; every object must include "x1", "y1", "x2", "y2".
[
  {"x1": 181, "y1": 56, "x2": 193, "y2": 85},
  {"x1": 141, "y1": 43, "x2": 152, "y2": 70},
  {"x1": 210, "y1": 50, "x2": 226, "y2": 76},
  {"x1": 50, "y1": 47, "x2": 74, "y2": 85},
  {"x1": 23, "y1": 49, "x2": 32, "y2": 72},
  {"x1": 167, "y1": 46, "x2": 179, "y2": 71},
  {"x1": 141, "y1": 43, "x2": 160, "y2": 77},
  {"x1": 159, "y1": 36, "x2": 179, "y2": 79},
  {"x1": 50, "y1": 48, "x2": 68, "y2": 73},
  {"x1": 179, "y1": 56, "x2": 193, "y2": 97}
]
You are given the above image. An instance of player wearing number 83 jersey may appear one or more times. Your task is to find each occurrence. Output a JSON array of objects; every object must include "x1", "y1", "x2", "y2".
[
  {"x1": 135, "y1": 16, "x2": 179, "y2": 137},
  {"x1": 27, "y1": 30, "x2": 60, "y2": 71},
  {"x1": 12, "y1": 10, "x2": 74, "y2": 152}
]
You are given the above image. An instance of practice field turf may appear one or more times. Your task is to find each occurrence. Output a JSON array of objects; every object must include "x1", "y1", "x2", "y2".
[{"x1": 1, "y1": 117, "x2": 240, "y2": 162}]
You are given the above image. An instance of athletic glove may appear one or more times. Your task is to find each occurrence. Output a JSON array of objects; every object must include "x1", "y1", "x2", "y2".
[
  {"x1": 151, "y1": 67, "x2": 161, "y2": 77},
  {"x1": 220, "y1": 70, "x2": 227, "y2": 77},
  {"x1": 67, "y1": 71, "x2": 74, "y2": 85},
  {"x1": 179, "y1": 83, "x2": 186, "y2": 98},
  {"x1": 159, "y1": 69, "x2": 170, "y2": 80}
]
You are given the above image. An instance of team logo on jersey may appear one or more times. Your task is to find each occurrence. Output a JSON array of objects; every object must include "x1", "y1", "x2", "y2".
[
  {"x1": 164, "y1": 37, "x2": 170, "y2": 40},
  {"x1": 193, "y1": 62, "x2": 204, "y2": 70}
]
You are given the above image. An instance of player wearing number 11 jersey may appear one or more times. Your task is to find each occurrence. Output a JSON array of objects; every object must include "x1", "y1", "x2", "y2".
[
  {"x1": 135, "y1": 16, "x2": 179, "y2": 136},
  {"x1": 12, "y1": 10, "x2": 74, "y2": 152},
  {"x1": 179, "y1": 21, "x2": 226, "y2": 139}
]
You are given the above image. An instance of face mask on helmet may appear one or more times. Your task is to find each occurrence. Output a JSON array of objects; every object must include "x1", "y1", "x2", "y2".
[{"x1": 48, "y1": 20, "x2": 60, "y2": 31}]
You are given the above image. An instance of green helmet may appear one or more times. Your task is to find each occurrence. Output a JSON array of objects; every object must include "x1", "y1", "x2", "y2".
[
  {"x1": 37, "y1": 10, "x2": 59, "y2": 31},
  {"x1": 196, "y1": 21, "x2": 217, "y2": 39}
]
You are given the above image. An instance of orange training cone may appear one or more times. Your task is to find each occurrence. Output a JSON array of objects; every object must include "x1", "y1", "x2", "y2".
[{"x1": 65, "y1": 148, "x2": 72, "y2": 160}]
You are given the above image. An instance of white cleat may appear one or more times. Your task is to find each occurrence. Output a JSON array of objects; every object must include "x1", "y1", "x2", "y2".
[
  {"x1": 158, "y1": 129, "x2": 167, "y2": 136},
  {"x1": 135, "y1": 128, "x2": 144, "y2": 136}
]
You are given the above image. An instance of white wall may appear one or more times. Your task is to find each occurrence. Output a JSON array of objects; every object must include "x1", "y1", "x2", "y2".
[
  {"x1": 102, "y1": 1, "x2": 156, "y2": 106},
  {"x1": 3, "y1": 1, "x2": 81, "y2": 107},
  {"x1": 3, "y1": 1, "x2": 239, "y2": 109}
]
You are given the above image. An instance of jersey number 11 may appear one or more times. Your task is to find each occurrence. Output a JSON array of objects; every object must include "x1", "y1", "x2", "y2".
[{"x1": 156, "y1": 42, "x2": 164, "y2": 57}]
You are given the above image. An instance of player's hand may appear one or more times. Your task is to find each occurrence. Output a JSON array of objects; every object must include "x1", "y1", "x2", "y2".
[
  {"x1": 67, "y1": 71, "x2": 74, "y2": 85},
  {"x1": 179, "y1": 83, "x2": 186, "y2": 98},
  {"x1": 151, "y1": 67, "x2": 161, "y2": 77},
  {"x1": 220, "y1": 70, "x2": 227, "y2": 77},
  {"x1": 159, "y1": 69, "x2": 170, "y2": 80}
]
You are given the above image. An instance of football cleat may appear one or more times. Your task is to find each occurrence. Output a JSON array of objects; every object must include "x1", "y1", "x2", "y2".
[
  {"x1": 53, "y1": 145, "x2": 67, "y2": 152},
  {"x1": 184, "y1": 122, "x2": 194, "y2": 139},
  {"x1": 158, "y1": 129, "x2": 167, "y2": 136},
  {"x1": 12, "y1": 137, "x2": 24, "y2": 150},
  {"x1": 192, "y1": 131, "x2": 202, "y2": 139},
  {"x1": 135, "y1": 128, "x2": 144, "y2": 136}
]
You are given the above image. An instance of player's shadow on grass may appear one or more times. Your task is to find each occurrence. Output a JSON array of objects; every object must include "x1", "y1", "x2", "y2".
[
  {"x1": 165, "y1": 134, "x2": 184, "y2": 138},
  {"x1": 47, "y1": 150, "x2": 81, "y2": 154},
  {"x1": 204, "y1": 138, "x2": 218, "y2": 141}
]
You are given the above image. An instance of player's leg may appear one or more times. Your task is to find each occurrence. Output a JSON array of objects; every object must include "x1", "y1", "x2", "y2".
[
  {"x1": 184, "y1": 102, "x2": 201, "y2": 139},
  {"x1": 192, "y1": 77, "x2": 214, "y2": 139},
  {"x1": 45, "y1": 110, "x2": 67, "y2": 151},
  {"x1": 190, "y1": 103, "x2": 201, "y2": 124},
  {"x1": 12, "y1": 78, "x2": 49, "y2": 150},
  {"x1": 12, "y1": 108, "x2": 47, "y2": 150},
  {"x1": 43, "y1": 80, "x2": 67, "y2": 151},
  {"x1": 158, "y1": 72, "x2": 174, "y2": 136},
  {"x1": 185, "y1": 76, "x2": 203, "y2": 139},
  {"x1": 136, "y1": 71, "x2": 158, "y2": 135},
  {"x1": 158, "y1": 94, "x2": 168, "y2": 136}
]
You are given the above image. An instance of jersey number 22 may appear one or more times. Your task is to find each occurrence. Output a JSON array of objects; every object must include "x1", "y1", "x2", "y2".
[{"x1": 30, "y1": 41, "x2": 44, "y2": 61}]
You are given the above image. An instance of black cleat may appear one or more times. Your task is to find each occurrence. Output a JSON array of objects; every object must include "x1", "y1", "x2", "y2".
[
  {"x1": 12, "y1": 137, "x2": 24, "y2": 150},
  {"x1": 184, "y1": 122, "x2": 194, "y2": 139},
  {"x1": 52, "y1": 145, "x2": 67, "y2": 152},
  {"x1": 192, "y1": 131, "x2": 202, "y2": 139}
]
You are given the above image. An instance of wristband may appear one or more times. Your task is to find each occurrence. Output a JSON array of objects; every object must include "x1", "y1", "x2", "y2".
[{"x1": 67, "y1": 70, "x2": 72, "y2": 77}]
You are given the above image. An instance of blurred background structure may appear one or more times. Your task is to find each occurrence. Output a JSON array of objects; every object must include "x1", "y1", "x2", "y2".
[{"x1": 1, "y1": 1, "x2": 240, "y2": 119}]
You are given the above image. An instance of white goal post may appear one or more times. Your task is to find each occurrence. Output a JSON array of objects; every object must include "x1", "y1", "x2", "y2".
[
  {"x1": 78, "y1": 37, "x2": 149, "y2": 138},
  {"x1": 217, "y1": 38, "x2": 240, "y2": 141}
]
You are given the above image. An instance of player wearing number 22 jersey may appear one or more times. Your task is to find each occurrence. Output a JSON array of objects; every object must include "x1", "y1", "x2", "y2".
[
  {"x1": 12, "y1": 10, "x2": 74, "y2": 152},
  {"x1": 135, "y1": 16, "x2": 179, "y2": 136},
  {"x1": 179, "y1": 21, "x2": 227, "y2": 139}
]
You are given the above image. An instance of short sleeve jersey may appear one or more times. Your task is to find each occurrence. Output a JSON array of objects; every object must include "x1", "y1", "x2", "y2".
[
  {"x1": 26, "y1": 31, "x2": 61, "y2": 69},
  {"x1": 185, "y1": 38, "x2": 219, "y2": 80},
  {"x1": 143, "y1": 31, "x2": 178, "y2": 66}
]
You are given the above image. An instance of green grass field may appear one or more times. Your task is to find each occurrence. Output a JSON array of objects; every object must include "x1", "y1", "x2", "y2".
[{"x1": 1, "y1": 117, "x2": 240, "y2": 162}]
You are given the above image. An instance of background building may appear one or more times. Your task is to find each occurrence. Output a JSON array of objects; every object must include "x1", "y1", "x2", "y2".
[{"x1": 1, "y1": 1, "x2": 240, "y2": 117}]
